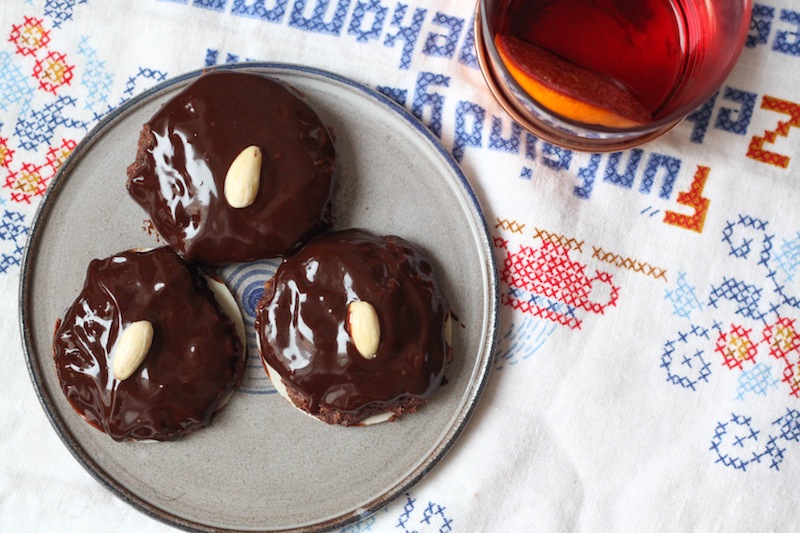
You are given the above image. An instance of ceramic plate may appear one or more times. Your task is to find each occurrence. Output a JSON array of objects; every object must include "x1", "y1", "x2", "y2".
[{"x1": 20, "y1": 63, "x2": 497, "y2": 532}]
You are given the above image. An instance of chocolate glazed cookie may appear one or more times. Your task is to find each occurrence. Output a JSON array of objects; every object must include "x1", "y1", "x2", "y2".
[
  {"x1": 53, "y1": 247, "x2": 245, "y2": 441},
  {"x1": 126, "y1": 70, "x2": 337, "y2": 265},
  {"x1": 255, "y1": 229, "x2": 453, "y2": 426}
]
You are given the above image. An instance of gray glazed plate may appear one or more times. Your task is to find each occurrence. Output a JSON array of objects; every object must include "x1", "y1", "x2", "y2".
[{"x1": 20, "y1": 63, "x2": 498, "y2": 532}]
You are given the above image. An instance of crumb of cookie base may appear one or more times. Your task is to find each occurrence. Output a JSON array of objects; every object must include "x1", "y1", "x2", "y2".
[
  {"x1": 255, "y1": 228, "x2": 453, "y2": 426},
  {"x1": 52, "y1": 247, "x2": 246, "y2": 441},
  {"x1": 126, "y1": 70, "x2": 337, "y2": 265}
]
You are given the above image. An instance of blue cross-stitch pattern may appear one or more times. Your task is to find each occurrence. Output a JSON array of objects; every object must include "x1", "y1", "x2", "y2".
[
  {"x1": 422, "y1": 12, "x2": 463, "y2": 59},
  {"x1": 665, "y1": 272, "x2": 704, "y2": 319},
  {"x1": 603, "y1": 149, "x2": 643, "y2": 189},
  {"x1": 204, "y1": 48, "x2": 258, "y2": 67},
  {"x1": 761, "y1": 409, "x2": 800, "y2": 470},
  {"x1": 231, "y1": 0, "x2": 288, "y2": 20},
  {"x1": 685, "y1": 92, "x2": 717, "y2": 144},
  {"x1": 0, "y1": 209, "x2": 28, "y2": 274},
  {"x1": 289, "y1": 0, "x2": 349, "y2": 35},
  {"x1": 13, "y1": 96, "x2": 87, "y2": 151},
  {"x1": 574, "y1": 153, "x2": 601, "y2": 199},
  {"x1": 396, "y1": 495, "x2": 416, "y2": 530},
  {"x1": 452, "y1": 100, "x2": 484, "y2": 162},
  {"x1": 494, "y1": 314, "x2": 557, "y2": 370},
  {"x1": 722, "y1": 214, "x2": 771, "y2": 262},
  {"x1": 710, "y1": 410, "x2": 800, "y2": 472},
  {"x1": 383, "y1": 4, "x2": 427, "y2": 70},
  {"x1": 0, "y1": 52, "x2": 36, "y2": 113},
  {"x1": 120, "y1": 67, "x2": 169, "y2": 103},
  {"x1": 191, "y1": 0, "x2": 227, "y2": 11},
  {"x1": 375, "y1": 85, "x2": 408, "y2": 106},
  {"x1": 420, "y1": 501, "x2": 453, "y2": 533},
  {"x1": 661, "y1": 214, "x2": 800, "y2": 471},
  {"x1": 412, "y1": 72, "x2": 449, "y2": 138},
  {"x1": 660, "y1": 324, "x2": 713, "y2": 391},
  {"x1": 773, "y1": 9, "x2": 800, "y2": 56},
  {"x1": 541, "y1": 142, "x2": 572, "y2": 171},
  {"x1": 735, "y1": 362, "x2": 779, "y2": 400},
  {"x1": 747, "y1": 4, "x2": 774, "y2": 48},
  {"x1": 773, "y1": 233, "x2": 800, "y2": 283},
  {"x1": 709, "y1": 413, "x2": 765, "y2": 471},
  {"x1": 773, "y1": 408, "x2": 800, "y2": 443},
  {"x1": 488, "y1": 116, "x2": 521, "y2": 153},
  {"x1": 714, "y1": 87, "x2": 757, "y2": 135},
  {"x1": 395, "y1": 494, "x2": 453, "y2": 533},
  {"x1": 457, "y1": 15, "x2": 479, "y2": 68},
  {"x1": 44, "y1": 0, "x2": 88, "y2": 29},
  {"x1": 77, "y1": 37, "x2": 113, "y2": 116},
  {"x1": 769, "y1": 232, "x2": 800, "y2": 311},
  {"x1": 231, "y1": 0, "x2": 288, "y2": 22},
  {"x1": 348, "y1": 0, "x2": 387, "y2": 43},
  {"x1": 639, "y1": 153, "x2": 680, "y2": 199},
  {"x1": 707, "y1": 277, "x2": 769, "y2": 323}
]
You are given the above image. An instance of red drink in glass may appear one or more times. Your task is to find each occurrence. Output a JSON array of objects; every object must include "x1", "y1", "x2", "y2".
[{"x1": 475, "y1": 0, "x2": 752, "y2": 151}]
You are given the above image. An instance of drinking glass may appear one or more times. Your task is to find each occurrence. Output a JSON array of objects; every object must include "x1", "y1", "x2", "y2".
[{"x1": 475, "y1": 0, "x2": 752, "y2": 151}]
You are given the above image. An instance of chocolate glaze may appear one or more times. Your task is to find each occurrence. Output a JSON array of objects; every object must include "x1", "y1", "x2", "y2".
[
  {"x1": 53, "y1": 247, "x2": 244, "y2": 441},
  {"x1": 255, "y1": 229, "x2": 451, "y2": 425},
  {"x1": 126, "y1": 70, "x2": 336, "y2": 265}
]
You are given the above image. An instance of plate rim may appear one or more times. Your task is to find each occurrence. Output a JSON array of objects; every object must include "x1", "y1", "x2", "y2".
[{"x1": 19, "y1": 62, "x2": 499, "y2": 532}]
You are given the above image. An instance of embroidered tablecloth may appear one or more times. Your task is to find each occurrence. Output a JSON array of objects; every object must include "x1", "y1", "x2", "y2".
[{"x1": 2, "y1": 0, "x2": 800, "y2": 531}]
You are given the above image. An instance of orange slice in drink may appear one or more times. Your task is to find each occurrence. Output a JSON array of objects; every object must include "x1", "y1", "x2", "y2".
[{"x1": 495, "y1": 34, "x2": 651, "y2": 128}]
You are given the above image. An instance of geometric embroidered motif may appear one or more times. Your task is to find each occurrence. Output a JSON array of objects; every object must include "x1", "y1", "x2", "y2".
[
  {"x1": 33, "y1": 50, "x2": 75, "y2": 94},
  {"x1": 664, "y1": 271, "x2": 703, "y2": 318},
  {"x1": 735, "y1": 362, "x2": 779, "y2": 401},
  {"x1": 13, "y1": 95, "x2": 86, "y2": 150},
  {"x1": 494, "y1": 315, "x2": 557, "y2": 370},
  {"x1": 77, "y1": 36, "x2": 113, "y2": 115},
  {"x1": 0, "y1": 52, "x2": 36, "y2": 112},
  {"x1": 394, "y1": 493, "x2": 453, "y2": 533},
  {"x1": 8, "y1": 17, "x2": 50, "y2": 56},
  {"x1": 0, "y1": 209, "x2": 28, "y2": 274},
  {"x1": 45, "y1": 0, "x2": 89, "y2": 29},
  {"x1": 496, "y1": 238, "x2": 619, "y2": 330},
  {"x1": 660, "y1": 324, "x2": 713, "y2": 391}
]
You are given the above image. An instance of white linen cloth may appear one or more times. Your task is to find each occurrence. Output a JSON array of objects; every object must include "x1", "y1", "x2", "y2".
[{"x1": 2, "y1": 0, "x2": 800, "y2": 531}]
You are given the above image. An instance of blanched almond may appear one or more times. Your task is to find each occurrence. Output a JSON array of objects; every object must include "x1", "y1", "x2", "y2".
[
  {"x1": 112, "y1": 320, "x2": 154, "y2": 380},
  {"x1": 224, "y1": 145, "x2": 262, "y2": 208},
  {"x1": 348, "y1": 301, "x2": 380, "y2": 359}
]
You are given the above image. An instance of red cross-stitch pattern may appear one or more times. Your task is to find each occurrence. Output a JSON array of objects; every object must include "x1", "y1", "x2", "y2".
[
  {"x1": 33, "y1": 50, "x2": 74, "y2": 94},
  {"x1": 747, "y1": 96, "x2": 800, "y2": 169},
  {"x1": 4, "y1": 162, "x2": 45, "y2": 203},
  {"x1": 715, "y1": 324, "x2": 758, "y2": 370},
  {"x1": 763, "y1": 317, "x2": 800, "y2": 397},
  {"x1": 43, "y1": 138, "x2": 76, "y2": 177},
  {"x1": 663, "y1": 165, "x2": 710, "y2": 234},
  {"x1": 8, "y1": 17, "x2": 50, "y2": 57},
  {"x1": 496, "y1": 239, "x2": 619, "y2": 330},
  {"x1": 3, "y1": 138, "x2": 76, "y2": 204}
]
